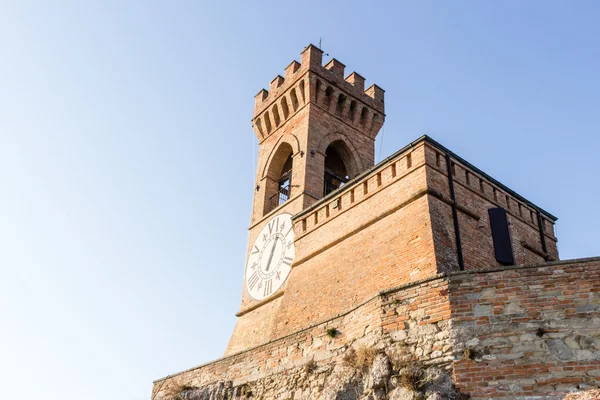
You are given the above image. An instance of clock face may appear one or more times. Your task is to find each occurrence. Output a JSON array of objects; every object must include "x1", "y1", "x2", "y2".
[{"x1": 245, "y1": 213, "x2": 295, "y2": 301}]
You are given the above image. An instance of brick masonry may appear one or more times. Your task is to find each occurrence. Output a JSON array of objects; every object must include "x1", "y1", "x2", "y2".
[
  {"x1": 228, "y1": 135, "x2": 558, "y2": 354},
  {"x1": 153, "y1": 258, "x2": 600, "y2": 399},
  {"x1": 452, "y1": 258, "x2": 600, "y2": 399}
]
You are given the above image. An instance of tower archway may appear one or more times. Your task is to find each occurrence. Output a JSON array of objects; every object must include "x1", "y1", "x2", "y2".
[
  {"x1": 324, "y1": 141, "x2": 356, "y2": 196},
  {"x1": 264, "y1": 142, "x2": 294, "y2": 215}
]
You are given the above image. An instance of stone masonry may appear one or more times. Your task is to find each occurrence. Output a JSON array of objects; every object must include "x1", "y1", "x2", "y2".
[{"x1": 153, "y1": 258, "x2": 600, "y2": 400}]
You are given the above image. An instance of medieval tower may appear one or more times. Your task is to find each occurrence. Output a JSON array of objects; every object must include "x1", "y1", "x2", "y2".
[{"x1": 152, "y1": 45, "x2": 600, "y2": 400}]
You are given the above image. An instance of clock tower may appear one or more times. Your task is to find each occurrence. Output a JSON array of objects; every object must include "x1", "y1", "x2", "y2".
[{"x1": 226, "y1": 45, "x2": 385, "y2": 354}]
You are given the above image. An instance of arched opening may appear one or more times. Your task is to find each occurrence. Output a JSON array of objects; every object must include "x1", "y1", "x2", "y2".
[
  {"x1": 349, "y1": 100, "x2": 357, "y2": 121},
  {"x1": 315, "y1": 80, "x2": 322, "y2": 104},
  {"x1": 264, "y1": 111, "x2": 272, "y2": 133},
  {"x1": 281, "y1": 97, "x2": 290, "y2": 119},
  {"x1": 336, "y1": 94, "x2": 347, "y2": 116},
  {"x1": 264, "y1": 143, "x2": 294, "y2": 215},
  {"x1": 272, "y1": 105, "x2": 281, "y2": 127},
  {"x1": 360, "y1": 107, "x2": 368, "y2": 125},
  {"x1": 324, "y1": 143, "x2": 350, "y2": 196},
  {"x1": 324, "y1": 86, "x2": 334, "y2": 108},
  {"x1": 290, "y1": 88, "x2": 299, "y2": 111},
  {"x1": 298, "y1": 79, "x2": 306, "y2": 102}
]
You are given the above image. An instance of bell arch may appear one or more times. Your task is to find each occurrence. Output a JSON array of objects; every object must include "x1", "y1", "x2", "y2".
[
  {"x1": 262, "y1": 140, "x2": 297, "y2": 215},
  {"x1": 318, "y1": 133, "x2": 364, "y2": 181}
]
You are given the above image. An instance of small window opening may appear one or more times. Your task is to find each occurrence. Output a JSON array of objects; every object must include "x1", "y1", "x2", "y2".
[
  {"x1": 324, "y1": 146, "x2": 349, "y2": 196},
  {"x1": 489, "y1": 207, "x2": 515, "y2": 266}
]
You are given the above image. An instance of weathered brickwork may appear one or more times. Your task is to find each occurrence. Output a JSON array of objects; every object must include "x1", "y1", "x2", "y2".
[
  {"x1": 451, "y1": 258, "x2": 600, "y2": 399},
  {"x1": 153, "y1": 258, "x2": 600, "y2": 399},
  {"x1": 230, "y1": 134, "x2": 559, "y2": 355},
  {"x1": 423, "y1": 142, "x2": 558, "y2": 272},
  {"x1": 153, "y1": 275, "x2": 455, "y2": 399}
]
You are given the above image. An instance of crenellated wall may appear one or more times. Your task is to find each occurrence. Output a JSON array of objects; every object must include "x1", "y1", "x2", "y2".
[
  {"x1": 251, "y1": 44, "x2": 384, "y2": 142},
  {"x1": 423, "y1": 141, "x2": 558, "y2": 272}
]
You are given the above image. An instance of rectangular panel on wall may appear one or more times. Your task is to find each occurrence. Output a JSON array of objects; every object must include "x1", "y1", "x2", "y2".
[{"x1": 488, "y1": 207, "x2": 515, "y2": 265}]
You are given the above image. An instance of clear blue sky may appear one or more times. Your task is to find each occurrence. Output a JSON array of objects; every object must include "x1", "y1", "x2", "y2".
[{"x1": 1, "y1": 2, "x2": 599, "y2": 399}]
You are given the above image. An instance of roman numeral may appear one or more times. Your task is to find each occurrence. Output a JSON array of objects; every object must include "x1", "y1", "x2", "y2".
[
  {"x1": 263, "y1": 279, "x2": 272, "y2": 297},
  {"x1": 282, "y1": 257, "x2": 293, "y2": 266},
  {"x1": 248, "y1": 271, "x2": 259, "y2": 291},
  {"x1": 252, "y1": 245, "x2": 260, "y2": 254},
  {"x1": 268, "y1": 218, "x2": 278, "y2": 234}
]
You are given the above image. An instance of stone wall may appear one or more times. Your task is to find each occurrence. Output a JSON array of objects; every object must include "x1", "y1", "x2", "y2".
[
  {"x1": 153, "y1": 258, "x2": 600, "y2": 400},
  {"x1": 153, "y1": 276, "x2": 456, "y2": 400},
  {"x1": 451, "y1": 257, "x2": 600, "y2": 399}
]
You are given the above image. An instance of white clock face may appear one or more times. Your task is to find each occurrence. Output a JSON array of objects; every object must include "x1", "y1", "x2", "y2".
[{"x1": 245, "y1": 213, "x2": 295, "y2": 301}]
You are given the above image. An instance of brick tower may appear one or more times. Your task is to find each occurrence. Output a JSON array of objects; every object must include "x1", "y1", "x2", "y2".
[
  {"x1": 249, "y1": 44, "x2": 384, "y2": 222},
  {"x1": 226, "y1": 45, "x2": 386, "y2": 354}
]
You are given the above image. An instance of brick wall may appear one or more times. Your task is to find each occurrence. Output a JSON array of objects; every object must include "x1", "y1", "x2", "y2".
[
  {"x1": 424, "y1": 142, "x2": 558, "y2": 272},
  {"x1": 451, "y1": 258, "x2": 600, "y2": 399},
  {"x1": 229, "y1": 135, "x2": 559, "y2": 355},
  {"x1": 274, "y1": 144, "x2": 437, "y2": 337},
  {"x1": 155, "y1": 258, "x2": 600, "y2": 400}
]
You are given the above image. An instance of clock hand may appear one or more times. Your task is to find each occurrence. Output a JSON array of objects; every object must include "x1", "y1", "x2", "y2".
[{"x1": 265, "y1": 239, "x2": 278, "y2": 272}]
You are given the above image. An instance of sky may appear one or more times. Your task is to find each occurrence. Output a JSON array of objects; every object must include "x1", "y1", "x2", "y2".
[{"x1": 1, "y1": 1, "x2": 599, "y2": 399}]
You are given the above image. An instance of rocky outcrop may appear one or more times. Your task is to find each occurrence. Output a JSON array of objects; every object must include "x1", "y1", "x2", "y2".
[{"x1": 159, "y1": 341, "x2": 464, "y2": 400}]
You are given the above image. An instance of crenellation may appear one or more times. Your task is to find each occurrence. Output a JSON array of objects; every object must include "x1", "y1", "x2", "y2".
[
  {"x1": 324, "y1": 58, "x2": 345, "y2": 78},
  {"x1": 345, "y1": 72, "x2": 365, "y2": 92},
  {"x1": 252, "y1": 44, "x2": 385, "y2": 141},
  {"x1": 294, "y1": 146, "x2": 420, "y2": 237},
  {"x1": 269, "y1": 75, "x2": 284, "y2": 91},
  {"x1": 284, "y1": 60, "x2": 300, "y2": 79},
  {"x1": 300, "y1": 43, "x2": 323, "y2": 70},
  {"x1": 365, "y1": 83, "x2": 385, "y2": 103},
  {"x1": 426, "y1": 144, "x2": 556, "y2": 240}
]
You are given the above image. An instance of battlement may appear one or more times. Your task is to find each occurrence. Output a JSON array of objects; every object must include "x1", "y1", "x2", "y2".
[{"x1": 252, "y1": 44, "x2": 385, "y2": 141}]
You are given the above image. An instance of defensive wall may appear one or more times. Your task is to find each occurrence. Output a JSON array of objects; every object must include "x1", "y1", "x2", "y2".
[{"x1": 153, "y1": 257, "x2": 600, "y2": 400}]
